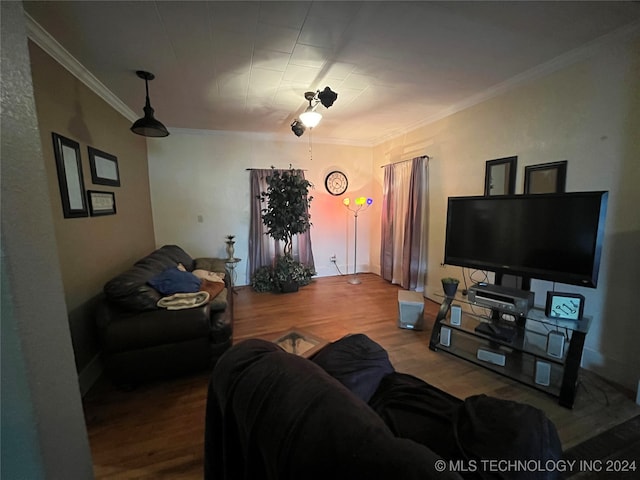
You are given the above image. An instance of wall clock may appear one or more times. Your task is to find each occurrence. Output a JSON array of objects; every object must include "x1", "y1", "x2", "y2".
[{"x1": 325, "y1": 170, "x2": 348, "y2": 196}]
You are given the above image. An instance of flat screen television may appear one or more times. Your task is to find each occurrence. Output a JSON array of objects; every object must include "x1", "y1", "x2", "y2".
[{"x1": 444, "y1": 191, "x2": 608, "y2": 288}]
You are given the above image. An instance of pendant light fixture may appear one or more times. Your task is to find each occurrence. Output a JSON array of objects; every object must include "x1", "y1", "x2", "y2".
[{"x1": 130, "y1": 70, "x2": 169, "y2": 137}]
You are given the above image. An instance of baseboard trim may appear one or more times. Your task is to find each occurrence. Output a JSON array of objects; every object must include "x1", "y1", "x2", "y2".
[{"x1": 78, "y1": 354, "x2": 103, "y2": 397}]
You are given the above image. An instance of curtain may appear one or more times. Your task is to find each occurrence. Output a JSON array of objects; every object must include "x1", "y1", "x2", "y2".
[
  {"x1": 380, "y1": 156, "x2": 429, "y2": 291},
  {"x1": 248, "y1": 169, "x2": 315, "y2": 279}
]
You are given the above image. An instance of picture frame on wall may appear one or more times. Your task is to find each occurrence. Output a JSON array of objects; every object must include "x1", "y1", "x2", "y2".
[
  {"x1": 87, "y1": 190, "x2": 116, "y2": 216},
  {"x1": 484, "y1": 156, "x2": 517, "y2": 196},
  {"x1": 524, "y1": 160, "x2": 567, "y2": 194},
  {"x1": 51, "y1": 132, "x2": 88, "y2": 218},
  {"x1": 88, "y1": 146, "x2": 120, "y2": 187}
]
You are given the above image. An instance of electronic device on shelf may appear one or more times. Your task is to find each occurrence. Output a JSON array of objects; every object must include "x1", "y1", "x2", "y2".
[
  {"x1": 443, "y1": 191, "x2": 608, "y2": 288},
  {"x1": 468, "y1": 283, "x2": 534, "y2": 317}
]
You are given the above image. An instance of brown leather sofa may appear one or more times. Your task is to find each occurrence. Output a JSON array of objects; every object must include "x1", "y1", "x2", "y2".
[{"x1": 96, "y1": 245, "x2": 233, "y2": 385}]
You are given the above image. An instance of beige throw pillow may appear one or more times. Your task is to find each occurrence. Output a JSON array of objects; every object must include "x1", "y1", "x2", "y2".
[{"x1": 192, "y1": 269, "x2": 225, "y2": 283}]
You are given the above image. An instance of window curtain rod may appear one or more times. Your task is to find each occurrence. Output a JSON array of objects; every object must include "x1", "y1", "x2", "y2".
[
  {"x1": 380, "y1": 155, "x2": 429, "y2": 168},
  {"x1": 245, "y1": 168, "x2": 307, "y2": 171}
]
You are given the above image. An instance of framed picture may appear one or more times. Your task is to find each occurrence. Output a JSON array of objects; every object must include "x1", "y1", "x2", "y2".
[
  {"x1": 88, "y1": 146, "x2": 120, "y2": 186},
  {"x1": 87, "y1": 190, "x2": 116, "y2": 216},
  {"x1": 484, "y1": 156, "x2": 517, "y2": 196},
  {"x1": 524, "y1": 160, "x2": 567, "y2": 194},
  {"x1": 51, "y1": 132, "x2": 88, "y2": 218}
]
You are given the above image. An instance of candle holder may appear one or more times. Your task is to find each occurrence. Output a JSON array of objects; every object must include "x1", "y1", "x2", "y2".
[{"x1": 225, "y1": 235, "x2": 235, "y2": 261}]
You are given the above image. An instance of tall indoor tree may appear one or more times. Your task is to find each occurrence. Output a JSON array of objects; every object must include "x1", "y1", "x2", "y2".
[{"x1": 253, "y1": 167, "x2": 315, "y2": 292}]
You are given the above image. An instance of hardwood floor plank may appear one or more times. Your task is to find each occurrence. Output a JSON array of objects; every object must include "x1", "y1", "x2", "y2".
[{"x1": 84, "y1": 274, "x2": 640, "y2": 478}]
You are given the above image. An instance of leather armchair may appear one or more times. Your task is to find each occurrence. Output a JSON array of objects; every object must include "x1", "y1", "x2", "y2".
[{"x1": 96, "y1": 245, "x2": 232, "y2": 385}]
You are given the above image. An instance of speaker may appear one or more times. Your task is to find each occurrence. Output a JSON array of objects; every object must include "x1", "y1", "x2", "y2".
[
  {"x1": 440, "y1": 326, "x2": 451, "y2": 347},
  {"x1": 450, "y1": 304, "x2": 462, "y2": 326},
  {"x1": 547, "y1": 331, "x2": 565, "y2": 358},
  {"x1": 476, "y1": 348, "x2": 506, "y2": 367},
  {"x1": 535, "y1": 360, "x2": 551, "y2": 386}
]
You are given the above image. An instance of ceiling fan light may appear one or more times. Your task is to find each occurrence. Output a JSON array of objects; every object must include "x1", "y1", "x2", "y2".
[
  {"x1": 291, "y1": 119, "x2": 306, "y2": 137},
  {"x1": 318, "y1": 86, "x2": 338, "y2": 108},
  {"x1": 299, "y1": 109, "x2": 322, "y2": 128}
]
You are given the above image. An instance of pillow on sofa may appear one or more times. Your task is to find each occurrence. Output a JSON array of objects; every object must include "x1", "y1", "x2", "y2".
[
  {"x1": 193, "y1": 269, "x2": 225, "y2": 283},
  {"x1": 148, "y1": 267, "x2": 201, "y2": 296},
  {"x1": 311, "y1": 333, "x2": 394, "y2": 403},
  {"x1": 200, "y1": 279, "x2": 225, "y2": 302}
]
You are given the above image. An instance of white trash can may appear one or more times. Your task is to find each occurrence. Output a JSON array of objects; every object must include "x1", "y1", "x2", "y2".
[{"x1": 397, "y1": 290, "x2": 425, "y2": 330}]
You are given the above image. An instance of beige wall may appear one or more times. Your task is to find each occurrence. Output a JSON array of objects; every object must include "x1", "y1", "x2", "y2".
[
  {"x1": 28, "y1": 42, "x2": 156, "y2": 384},
  {"x1": 372, "y1": 34, "x2": 640, "y2": 391}
]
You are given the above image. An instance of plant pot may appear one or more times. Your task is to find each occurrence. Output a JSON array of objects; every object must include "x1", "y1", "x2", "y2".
[
  {"x1": 279, "y1": 281, "x2": 299, "y2": 294},
  {"x1": 442, "y1": 281, "x2": 459, "y2": 297}
]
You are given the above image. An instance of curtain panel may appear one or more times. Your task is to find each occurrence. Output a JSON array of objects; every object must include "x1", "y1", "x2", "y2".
[
  {"x1": 248, "y1": 169, "x2": 315, "y2": 280},
  {"x1": 380, "y1": 156, "x2": 429, "y2": 291}
]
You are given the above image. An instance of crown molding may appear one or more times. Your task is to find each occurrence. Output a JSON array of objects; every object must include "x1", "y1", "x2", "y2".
[
  {"x1": 25, "y1": 13, "x2": 138, "y2": 123},
  {"x1": 372, "y1": 19, "x2": 640, "y2": 146}
]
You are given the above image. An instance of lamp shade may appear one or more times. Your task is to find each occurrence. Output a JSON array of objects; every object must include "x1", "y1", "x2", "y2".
[
  {"x1": 299, "y1": 109, "x2": 322, "y2": 128},
  {"x1": 131, "y1": 104, "x2": 169, "y2": 137},
  {"x1": 291, "y1": 120, "x2": 306, "y2": 137},
  {"x1": 131, "y1": 70, "x2": 169, "y2": 138}
]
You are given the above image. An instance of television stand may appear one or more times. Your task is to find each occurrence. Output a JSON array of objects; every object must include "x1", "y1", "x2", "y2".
[
  {"x1": 474, "y1": 321, "x2": 516, "y2": 342},
  {"x1": 429, "y1": 293, "x2": 591, "y2": 408}
]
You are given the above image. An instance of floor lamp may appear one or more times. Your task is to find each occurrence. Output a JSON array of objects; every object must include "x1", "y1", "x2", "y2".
[{"x1": 343, "y1": 196, "x2": 373, "y2": 284}]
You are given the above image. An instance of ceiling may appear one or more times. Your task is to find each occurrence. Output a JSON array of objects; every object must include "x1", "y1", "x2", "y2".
[{"x1": 24, "y1": 1, "x2": 640, "y2": 145}]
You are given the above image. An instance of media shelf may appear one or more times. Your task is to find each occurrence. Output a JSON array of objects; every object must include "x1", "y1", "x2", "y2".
[{"x1": 429, "y1": 293, "x2": 591, "y2": 408}]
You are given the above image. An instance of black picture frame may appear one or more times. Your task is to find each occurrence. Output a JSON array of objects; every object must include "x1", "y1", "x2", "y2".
[
  {"x1": 484, "y1": 156, "x2": 517, "y2": 196},
  {"x1": 88, "y1": 146, "x2": 120, "y2": 187},
  {"x1": 87, "y1": 190, "x2": 117, "y2": 216},
  {"x1": 545, "y1": 291, "x2": 585, "y2": 321},
  {"x1": 524, "y1": 160, "x2": 567, "y2": 194},
  {"x1": 51, "y1": 132, "x2": 88, "y2": 218}
]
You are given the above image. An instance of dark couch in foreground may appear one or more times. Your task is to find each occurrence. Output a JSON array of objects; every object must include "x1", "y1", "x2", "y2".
[
  {"x1": 205, "y1": 334, "x2": 562, "y2": 480},
  {"x1": 96, "y1": 245, "x2": 233, "y2": 385}
]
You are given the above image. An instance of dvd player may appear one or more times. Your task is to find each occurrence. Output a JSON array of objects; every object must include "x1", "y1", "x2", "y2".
[{"x1": 468, "y1": 283, "x2": 534, "y2": 317}]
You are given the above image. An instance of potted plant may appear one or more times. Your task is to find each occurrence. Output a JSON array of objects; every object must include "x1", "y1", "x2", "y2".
[
  {"x1": 254, "y1": 166, "x2": 316, "y2": 293},
  {"x1": 251, "y1": 265, "x2": 275, "y2": 293},
  {"x1": 441, "y1": 277, "x2": 460, "y2": 297},
  {"x1": 251, "y1": 257, "x2": 315, "y2": 293}
]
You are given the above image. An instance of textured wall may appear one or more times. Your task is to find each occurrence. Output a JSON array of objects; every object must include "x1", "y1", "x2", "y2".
[{"x1": 0, "y1": 1, "x2": 93, "y2": 477}]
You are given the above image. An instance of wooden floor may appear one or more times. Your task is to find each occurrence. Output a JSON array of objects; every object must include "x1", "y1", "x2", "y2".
[{"x1": 83, "y1": 274, "x2": 640, "y2": 479}]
